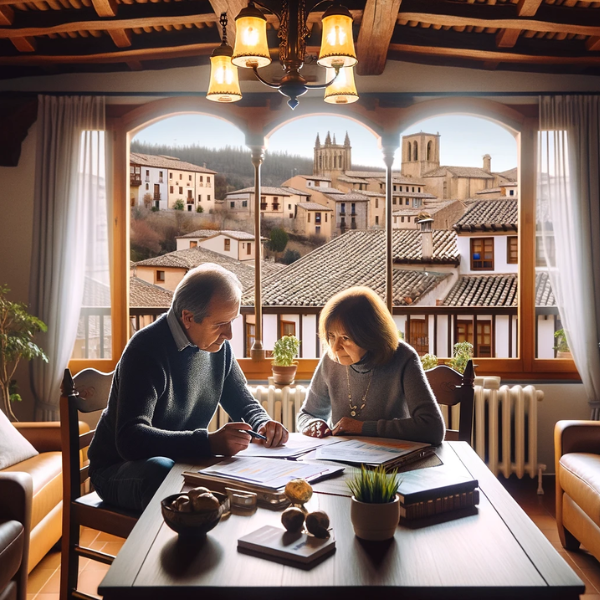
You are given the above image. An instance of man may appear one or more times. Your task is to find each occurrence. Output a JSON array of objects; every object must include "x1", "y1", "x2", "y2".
[{"x1": 88, "y1": 264, "x2": 288, "y2": 511}]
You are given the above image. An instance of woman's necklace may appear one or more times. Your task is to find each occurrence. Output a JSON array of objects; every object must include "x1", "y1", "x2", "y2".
[{"x1": 346, "y1": 366, "x2": 373, "y2": 418}]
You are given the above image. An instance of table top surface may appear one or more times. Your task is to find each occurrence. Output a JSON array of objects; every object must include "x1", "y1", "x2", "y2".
[{"x1": 99, "y1": 441, "x2": 584, "y2": 600}]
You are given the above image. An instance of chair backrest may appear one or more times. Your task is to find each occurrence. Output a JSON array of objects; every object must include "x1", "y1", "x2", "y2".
[
  {"x1": 425, "y1": 360, "x2": 475, "y2": 444},
  {"x1": 60, "y1": 368, "x2": 113, "y2": 503}
]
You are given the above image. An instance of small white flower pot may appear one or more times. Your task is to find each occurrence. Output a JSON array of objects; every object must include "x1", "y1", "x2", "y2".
[{"x1": 350, "y1": 496, "x2": 400, "y2": 541}]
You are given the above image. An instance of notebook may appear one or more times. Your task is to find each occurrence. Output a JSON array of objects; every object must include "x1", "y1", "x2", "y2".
[{"x1": 238, "y1": 525, "x2": 335, "y2": 566}]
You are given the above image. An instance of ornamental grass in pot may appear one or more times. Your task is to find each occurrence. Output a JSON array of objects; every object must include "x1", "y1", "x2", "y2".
[
  {"x1": 347, "y1": 466, "x2": 401, "y2": 541},
  {"x1": 271, "y1": 335, "x2": 300, "y2": 385}
]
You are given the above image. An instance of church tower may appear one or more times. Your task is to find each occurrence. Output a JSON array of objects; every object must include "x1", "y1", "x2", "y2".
[
  {"x1": 314, "y1": 131, "x2": 352, "y2": 178},
  {"x1": 401, "y1": 131, "x2": 440, "y2": 178}
]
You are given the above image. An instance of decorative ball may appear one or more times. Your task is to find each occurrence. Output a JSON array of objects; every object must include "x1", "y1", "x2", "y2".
[
  {"x1": 188, "y1": 486, "x2": 210, "y2": 502},
  {"x1": 281, "y1": 507, "x2": 306, "y2": 532},
  {"x1": 284, "y1": 478, "x2": 313, "y2": 505},
  {"x1": 191, "y1": 492, "x2": 220, "y2": 513},
  {"x1": 306, "y1": 510, "x2": 330, "y2": 538}
]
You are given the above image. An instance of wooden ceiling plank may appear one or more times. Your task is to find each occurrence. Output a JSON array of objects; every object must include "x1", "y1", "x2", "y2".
[
  {"x1": 0, "y1": 12, "x2": 219, "y2": 39},
  {"x1": 207, "y1": 0, "x2": 245, "y2": 43},
  {"x1": 496, "y1": 28, "x2": 521, "y2": 48},
  {"x1": 586, "y1": 35, "x2": 600, "y2": 50},
  {"x1": 0, "y1": 41, "x2": 217, "y2": 65},
  {"x1": 126, "y1": 59, "x2": 143, "y2": 70},
  {"x1": 356, "y1": 0, "x2": 403, "y2": 76},
  {"x1": 388, "y1": 41, "x2": 600, "y2": 65},
  {"x1": 91, "y1": 0, "x2": 116, "y2": 17},
  {"x1": 11, "y1": 36, "x2": 36, "y2": 52},
  {"x1": 0, "y1": 5, "x2": 13, "y2": 25},
  {"x1": 109, "y1": 28, "x2": 131, "y2": 47},
  {"x1": 517, "y1": 0, "x2": 543, "y2": 17}
]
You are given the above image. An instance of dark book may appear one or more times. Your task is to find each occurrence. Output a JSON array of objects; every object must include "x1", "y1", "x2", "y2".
[
  {"x1": 400, "y1": 489, "x2": 480, "y2": 520},
  {"x1": 397, "y1": 467, "x2": 478, "y2": 505},
  {"x1": 238, "y1": 525, "x2": 335, "y2": 566}
]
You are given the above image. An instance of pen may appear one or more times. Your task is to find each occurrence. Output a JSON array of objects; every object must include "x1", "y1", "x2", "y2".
[{"x1": 239, "y1": 418, "x2": 268, "y2": 441}]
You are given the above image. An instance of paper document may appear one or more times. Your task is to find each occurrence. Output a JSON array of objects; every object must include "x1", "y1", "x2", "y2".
[
  {"x1": 237, "y1": 433, "x2": 341, "y2": 459},
  {"x1": 199, "y1": 456, "x2": 343, "y2": 490},
  {"x1": 315, "y1": 437, "x2": 431, "y2": 466}
]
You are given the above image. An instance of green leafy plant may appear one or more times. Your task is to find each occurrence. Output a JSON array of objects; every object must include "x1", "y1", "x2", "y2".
[
  {"x1": 553, "y1": 329, "x2": 570, "y2": 353},
  {"x1": 196, "y1": 205, "x2": 204, "y2": 213},
  {"x1": 268, "y1": 227, "x2": 289, "y2": 253},
  {"x1": 272, "y1": 335, "x2": 299, "y2": 367},
  {"x1": 421, "y1": 353, "x2": 438, "y2": 371},
  {"x1": 347, "y1": 465, "x2": 400, "y2": 504},
  {"x1": 0, "y1": 285, "x2": 48, "y2": 420},
  {"x1": 173, "y1": 199, "x2": 184, "y2": 211},
  {"x1": 446, "y1": 341, "x2": 473, "y2": 374}
]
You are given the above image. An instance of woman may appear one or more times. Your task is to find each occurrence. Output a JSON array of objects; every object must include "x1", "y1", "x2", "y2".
[{"x1": 298, "y1": 286, "x2": 445, "y2": 444}]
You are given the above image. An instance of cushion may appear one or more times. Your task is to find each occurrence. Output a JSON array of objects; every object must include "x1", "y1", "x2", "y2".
[
  {"x1": 0, "y1": 409, "x2": 38, "y2": 470},
  {"x1": 559, "y1": 452, "x2": 600, "y2": 528}
]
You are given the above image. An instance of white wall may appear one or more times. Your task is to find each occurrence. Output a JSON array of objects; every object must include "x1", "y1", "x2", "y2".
[
  {"x1": 538, "y1": 316, "x2": 556, "y2": 359},
  {"x1": 230, "y1": 315, "x2": 244, "y2": 358},
  {"x1": 263, "y1": 314, "x2": 278, "y2": 350},
  {"x1": 301, "y1": 314, "x2": 317, "y2": 358},
  {"x1": 436, "y1": 314, "x2": 449, "y2": 357},
  {"x1": 493, "y1": 236, "x2": 518, "y2": 274},
  {"x1": 495, "y1": 315, "x2": 510, "y2": 358},
  {"x1": 457, "y1": 235, "x2": 517, "y2": 275},
  {"x1": 199, "y1": 235, "x2": 238, "y2": 260}
]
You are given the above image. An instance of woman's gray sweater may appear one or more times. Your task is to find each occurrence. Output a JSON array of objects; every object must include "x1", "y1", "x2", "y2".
[{"x1": 297, "y1": 343, "x2": 446, "y2": 445}]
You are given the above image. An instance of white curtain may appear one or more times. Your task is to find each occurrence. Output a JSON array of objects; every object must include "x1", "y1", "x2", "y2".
[
  {"x1": 538, "y1": 95, "x2": 600, "y2": 417},
  {"x1": 29, "y1": 95, "x2": 107, "y2": 421}
]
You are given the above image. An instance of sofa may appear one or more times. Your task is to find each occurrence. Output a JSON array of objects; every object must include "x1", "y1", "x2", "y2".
[
  {"x1": 0, "y1": 422, "x2": 80, "y2": 573},
  {"x1": 555, "y1": 420, "x2": 600, "y2": 560},
  {"x1": 0, "y1": 472, "x2": 30, "y2": 600}
]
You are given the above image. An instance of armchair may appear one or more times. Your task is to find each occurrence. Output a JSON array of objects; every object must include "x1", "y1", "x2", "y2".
[{"x1": 555, "y1": 420, "x2": 600, "y2": 560}]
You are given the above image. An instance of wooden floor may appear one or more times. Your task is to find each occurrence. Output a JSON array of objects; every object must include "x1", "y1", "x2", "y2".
[{"x1": 26, "y1": 475, "x2": 600, "y2": 599}]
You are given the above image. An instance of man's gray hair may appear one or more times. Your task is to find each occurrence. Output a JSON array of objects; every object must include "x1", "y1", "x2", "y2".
[{"x1": 172, "y1": 263, "x2": 242, "y2": 323}]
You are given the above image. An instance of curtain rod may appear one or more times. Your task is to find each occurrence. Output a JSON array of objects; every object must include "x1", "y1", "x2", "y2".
[{"x1": 0, "y1": 91, "x2": 598, "y2": 98}]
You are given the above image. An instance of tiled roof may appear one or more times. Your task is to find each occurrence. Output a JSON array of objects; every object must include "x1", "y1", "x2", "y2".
[
  {"x1": 424, "y1": 166, "x2": 494, "y2": 179},
  {"x1": 262, "y1": 261, "x2": 287, "y2": 279},
  {"x1": 177, "y1": 229, "x2": 221, "y2": 239},
  {"x1": 326, "y1": 192, "x2": 370, "y2": 202},
  {"x1": 360, "y1": 191, "x2": 386, "y2": 198},
  {"x1": 133, "y1": 247, "x2": 257, "y2": 290},
  {"x1": 281, "y1": 186, "x2": 311, "y2": 196},
  {"x1": 337, "y1": 175, "x2": 368, "y2": 184},
  {"x1": 297, "y1": 202, "x2": 333, "y2": 211},
  {"x1": 496, "y1": 167, "x2": 518, "y2": 182},
  {"x1": 130, "y1": 276, "x2": 173, "y2": 308},
  {"x1": 393, "y1": 200, "x2": 458, "y2": 217},
  {"x1": 82, "y1": 276, "x2": 110, "y2": 307},
  {"x1": 226, "y1": 186, "x2": 293, "y2": 196},
  {"x1": 344, "y1": 170, "x2": 386, "y2": 178},
  {"x1": 393, "y1": 191, "x2": 438, "y2": 199},
  {"x1": 219, "y1": 230, "x2": 259, "y2": 241},
  {"x1": 454, "y1": 199, "x2": 518, "y2": 232},
  {"x1": 130, "y1": 152, "x2": 216, "y2": 174},
  {"x1": 443, "y1": 274, "x2": 518, "y2": 307},
  {"x1": 299, "y1": 175, "x2": 331, "y2": 182},
  {"x1": 389, "y1": 175, "x2": 427, "y2": 185},
  {"x1": 476, "y1": 183, "x2": 518, "y2": 195},
  {"x1": 535, "y1": 271, "x2": 555, "y2": 307},
  {"x1": 242, "y1": 230, "x2": 457, "y2": 307},
  {"x1": 442, "y1": 272, "x2": 555, "y2": 307},
  {"x1": 315, "y1": 187, "x2": 344, "y2": 194}
]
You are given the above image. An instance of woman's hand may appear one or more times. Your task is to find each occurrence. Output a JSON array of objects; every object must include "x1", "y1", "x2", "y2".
[
  {"x1": 332, "y1": 417, "x2": 364, "y2": 436},
  {"x1": 302, "y1": 420, "x2": 332, "y2": 438}
]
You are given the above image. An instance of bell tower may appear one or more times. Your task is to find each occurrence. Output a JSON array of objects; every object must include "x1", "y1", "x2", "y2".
[
  {"x1": 401, "y1": 131, "x2": 440, "y2": 178},
  {"x1": 313, "y1": 131, "x2": 352, "y2": 178}
]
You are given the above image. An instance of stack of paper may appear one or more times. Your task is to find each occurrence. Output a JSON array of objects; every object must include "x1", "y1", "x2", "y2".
[{"x1": 237, "y1": 435, "x2": 340, "y2": 459}]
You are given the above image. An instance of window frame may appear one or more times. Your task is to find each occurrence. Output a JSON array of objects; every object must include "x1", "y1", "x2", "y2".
[
  {"x1": 507, "y1": 236, "x2": 518, "y2": 264},
  {"x1": 471, "y1": 237, "x2": 495, "y2": 271}
]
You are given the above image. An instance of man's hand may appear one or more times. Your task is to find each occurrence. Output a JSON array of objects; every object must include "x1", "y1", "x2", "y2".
[
  {"x1": 332, "y1": 417, "x2": 363, "y2": 436},
  {"x1": 256, "y1": 420, "x2": 289, "y2": 448},
  {"x1": 302, "y1": 420, "x2": 332, "y2": 438},
  {"x1": 208, "y1": 422, "x2": 252, "y2": 456}
]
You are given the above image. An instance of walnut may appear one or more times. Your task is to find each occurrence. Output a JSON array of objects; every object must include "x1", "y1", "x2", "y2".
[
  {"x1": 305, "y1": 511, "x2": 330, "y2": 538},
  {"x1": 281, "y1": 507, "x2": 305, "y2": 533}
]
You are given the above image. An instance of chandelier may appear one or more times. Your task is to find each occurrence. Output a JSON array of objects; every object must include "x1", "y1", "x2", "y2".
[{"x1": 207, "y1": 0, "x2": 358, "y2": 109}]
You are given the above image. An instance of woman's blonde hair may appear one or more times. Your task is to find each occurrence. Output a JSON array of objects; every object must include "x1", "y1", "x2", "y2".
[{"x1": 319, "y1": 286, "x2": 399, "y2": 368}]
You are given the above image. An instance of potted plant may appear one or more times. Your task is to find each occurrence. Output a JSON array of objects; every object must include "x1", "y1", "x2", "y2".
[
  {"x1": 347, "y1": 465, "x2": 401, "y2": 541},
  {"x1": 0, "y1": 285, "x2": 47, "y2": 420},
  {"x1": 421, "y1": 353, "x2": 438, "y2": 371},
  {"x1": 446, "y1": 341, "x2": 473, "y2": 374},
  {"x1": 554, "y1": 329, "x2": 572, "y2": 359},
  {"x1": 271, "y1": 335, "x2": 300, "y2": 386}
]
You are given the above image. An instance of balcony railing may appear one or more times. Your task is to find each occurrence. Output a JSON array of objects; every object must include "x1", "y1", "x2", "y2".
[
  {"x1": 260, "y1": 203, "x2": 268, "y2": 210},
  {"x1": 272, "y1": 204, "x2": 280, "y2": 211},
  {"x1": 130, "y1": 175, "x2": 142, "y2": 186},
  {"x1": 154, "y1": 193, "x2": 161, "y2": 201}
]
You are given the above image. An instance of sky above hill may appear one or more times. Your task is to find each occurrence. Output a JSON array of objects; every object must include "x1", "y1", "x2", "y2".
[{"x1": 133, "y1": 113, "x2": 517, "y2": 173}]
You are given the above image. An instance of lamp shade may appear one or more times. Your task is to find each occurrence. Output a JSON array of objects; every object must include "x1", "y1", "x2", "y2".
[
  {"x1": 207, "y1": 51, "x2": 242, "y2": 103},
  {"x1": 232, "y1": 3, "x2": 271, "y2": 68},
  {"x1": 318, "y1": 4, "x2": 357, "y2": 68},
  {"x1": 324, "y1": 66, "x2": 359, "y2": 104}
]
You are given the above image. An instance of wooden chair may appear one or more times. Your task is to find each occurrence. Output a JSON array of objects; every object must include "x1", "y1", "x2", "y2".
[
  {"x1": 425, "y1": 359, "x2": 475, "y2": 443},
  {"x1": 59, "y1": 368, "x2": 139, "y2": 600}
]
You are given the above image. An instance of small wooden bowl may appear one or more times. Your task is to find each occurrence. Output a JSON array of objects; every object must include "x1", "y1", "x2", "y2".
[{"x1": 161, "y1": 491, "x2": 229, "y2": 537}]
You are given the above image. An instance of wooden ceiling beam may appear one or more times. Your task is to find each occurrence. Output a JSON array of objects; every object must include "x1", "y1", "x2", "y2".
[
  {"x1": 92, "y1": 0, "x2": 117, "y2": 18},
  {"x1": 398, "y1": 0, "x2": 600, "y2": 38},
  {"x1": 109, "y1": 28, "x2": 132, "y2": 48},
  {"x1": 208, "y1": 0, "x2": 246, "y2": 43},
  {"x1": 0, "y1": 42, "x2": 217, "y2": 65},
  {"x1": 0, "y1": 12, "x2": 218, "y2": 40},
  {"x1": 388, "y1": 41, "x2": 600, "y2": 66},
  {"x1": 496, "y1": 28, "x2": 521, "y2": 48},
  {"x1": 517, "y1": 0, "x2": 543, "y2": 18},
  {"x1": 0, "y1": 5, "x2": 13, "y2": 25},
  {"x1": 126, "y1": 59, "x2": 143, "y2": 70},
  {"x1": 586, "y1": 36, "x2": 600, "y2": 51},
  {"x1": 356, "y1": 0, "x2": 402, "y2": 76},
  {"x1": 11, "y1": 36, "x2": 36, "y2": 52}
]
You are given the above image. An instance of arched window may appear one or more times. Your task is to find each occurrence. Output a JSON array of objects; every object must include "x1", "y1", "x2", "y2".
[
  {"x1": 427, "y1": 141, "x2": 432, "y2": 161},
  {"x1": 414, "y1": 141, "x2": 418, "y2": 161},
  {"x1": 407, "y1": 142, "x2": 412, "y2": 162}
]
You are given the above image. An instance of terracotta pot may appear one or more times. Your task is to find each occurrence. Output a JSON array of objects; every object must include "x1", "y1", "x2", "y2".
[
  {"x1": 271, "y1": 364, "x2": 297, "y2": 386},
  {"x1": 557, "y1": 351, "x2": 573, "y2": 360},
  {"x1": 350, "y1": 496, "x2": 400, "y2": 541}
]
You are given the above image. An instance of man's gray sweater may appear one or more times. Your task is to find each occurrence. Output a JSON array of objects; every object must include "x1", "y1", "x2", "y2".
[
  {"x1": 297, "y1": 343, "x2": 445, "y2": 444},
  {"x1": 89, "y1": 314, "x2": 269, "y2": 470}
]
